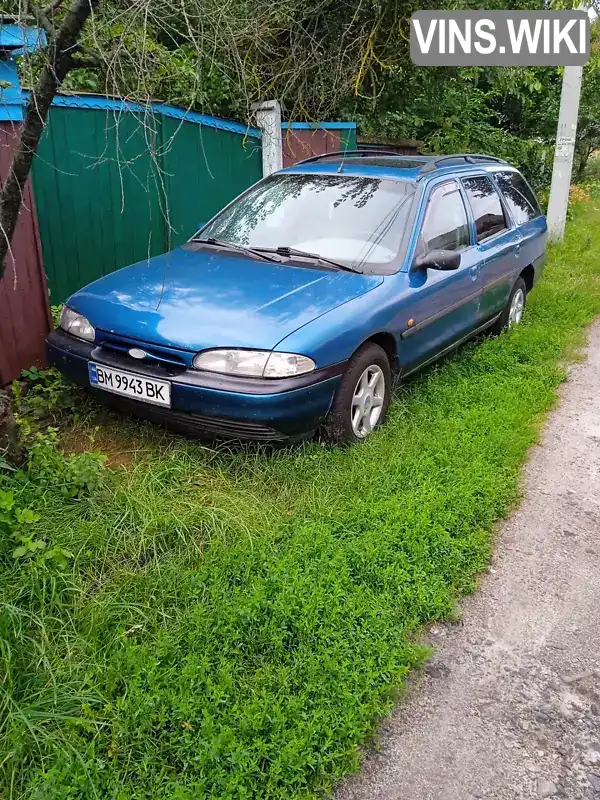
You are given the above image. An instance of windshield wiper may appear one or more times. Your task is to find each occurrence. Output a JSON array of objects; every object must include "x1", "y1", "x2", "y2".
[
  {"x1": 190, "y1": 237, "x2": 280, "y2": 263},
  {"x1": 254, "y1": 246, "x2": 363, "y2": 274}
]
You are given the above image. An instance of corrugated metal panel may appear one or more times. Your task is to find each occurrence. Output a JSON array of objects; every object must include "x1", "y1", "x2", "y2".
[
  {"x1": 32, "y1": 104, "x2": 263, "y2": 302},
  {"x1": 340, "y1": 126, "x2": 358, "y2": 153},
  {"x1": 0, "y1": 122, "x2": 50, "y2": 385},
  {"x1": 0, "y1": 24, "x2": 46, "y2": 53},
  {"x1": 160, "y1": 118, "x2": 262, "y2": 246},
  {"x1": 282, "y1": 129, "x2": 341, "y2": 168},
  {"x1": 0, "y1": 59, "x2": 24, "y2": 122},
  {"x1": 282, "y1": 122, "x2": 356, "y2": 130},
  {"x1": 282, "y1": 124, "x2": 357, "y2": 167},
  {"x1": 39, "y1": 92, "x2": 261, "y2": 138},
  {"x1": 33, "y1": 107, "x2": 166, "y2": 303}
]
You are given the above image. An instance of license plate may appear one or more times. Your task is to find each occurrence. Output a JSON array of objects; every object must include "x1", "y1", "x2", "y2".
[{"x1": 88, "y1": 362, "x2": 171, "y2": 407}]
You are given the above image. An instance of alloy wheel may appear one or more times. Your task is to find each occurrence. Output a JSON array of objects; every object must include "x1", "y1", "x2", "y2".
[
  {"x1": 351, "y1": 365, "x2": 385, "y2": 438},
  {"x1": 508, "y1": 287, "x2": 525, "y2": 327}
]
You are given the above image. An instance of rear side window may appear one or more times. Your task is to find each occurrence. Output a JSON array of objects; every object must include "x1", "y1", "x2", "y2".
[
  {"x1": 494, "y1": 171, "x2": 541, "y2": 224},
  {"x1": 419, "y1": 180, "x2": 470, "y2": 255},
  {"x1": 462, "y1": 176, "x2": 507, "y2": 243}
]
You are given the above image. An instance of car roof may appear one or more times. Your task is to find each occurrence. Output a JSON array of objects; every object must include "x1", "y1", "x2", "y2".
[{"x1": 281, "y1": 153, "x2": 518, "y2": 183}]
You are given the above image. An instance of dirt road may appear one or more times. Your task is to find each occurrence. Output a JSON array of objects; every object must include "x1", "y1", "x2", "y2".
[{"x1": 337, "y1": 321, "x2": 600, "y2": 800}]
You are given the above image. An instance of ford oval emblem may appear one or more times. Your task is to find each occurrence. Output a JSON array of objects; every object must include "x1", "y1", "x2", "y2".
[{"x1": 129, "y1": 348, "x2": 147, "y2": 360}]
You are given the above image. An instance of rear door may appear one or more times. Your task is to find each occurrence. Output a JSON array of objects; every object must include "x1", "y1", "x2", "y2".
[
  {"x1": 399, "y1": 179, "x2": 481, "y2": 368},
  {"x1": 493, "y1": 169, "x2": 547, "y2": 274},
  {"x1": 461, "y1": 174, "x2": 523, "y2": 323}
]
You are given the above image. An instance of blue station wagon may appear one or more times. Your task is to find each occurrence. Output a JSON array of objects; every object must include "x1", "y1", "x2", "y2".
[{"x1": 47, "y1": 151, "x2": 547, "y2": 443}]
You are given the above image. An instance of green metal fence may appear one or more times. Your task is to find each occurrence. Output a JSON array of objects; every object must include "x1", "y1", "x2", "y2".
[{"x1": 31, "y1": 97, "x2": 262, "y2": 302}]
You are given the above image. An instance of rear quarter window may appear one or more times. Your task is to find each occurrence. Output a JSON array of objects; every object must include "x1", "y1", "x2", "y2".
[{"x1": 494, "y1": 171, "x2": 541, "y2": 224}]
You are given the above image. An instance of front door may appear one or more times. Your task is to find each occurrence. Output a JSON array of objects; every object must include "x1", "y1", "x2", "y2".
[{"x1": 398, "y1": 179, "x2": 481, "y2": 370}]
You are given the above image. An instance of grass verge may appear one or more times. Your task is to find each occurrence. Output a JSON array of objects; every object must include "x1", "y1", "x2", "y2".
[{"x1": 2, "y1": 197, "x2": 600, "y2": 799}]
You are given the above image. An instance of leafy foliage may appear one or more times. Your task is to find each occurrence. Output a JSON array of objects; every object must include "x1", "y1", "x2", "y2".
[
  {"x1": 13, "y1": 366, "x2": 77, "y2": 420},
  {"x1": 10, "y1": 0, "x2": 600, "y2": 186},
  {"x1": 2, "y1": 193, "x2": 600, "y2": 798},
  {"x1": 0, "y1": 489, "x2": 41, "y2": 561},
  {"x1": 13, "y1": 328, "x2": 81, "y2": 425},
  {"x1": 351, "y1": 63, "x2": 556, "y2": 188}
]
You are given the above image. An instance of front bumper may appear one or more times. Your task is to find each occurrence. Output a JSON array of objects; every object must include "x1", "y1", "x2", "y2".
[{"x1": 47, "y1": 330, "x2": 343, "y2": 441}]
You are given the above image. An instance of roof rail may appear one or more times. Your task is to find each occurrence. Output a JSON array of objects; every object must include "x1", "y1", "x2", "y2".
[
  {"x1": 418, "y1": 153, "x2": 507, "y2": 176},
  {"x1": 294, "y1": 149, "x2": 425, "y2": 166}
]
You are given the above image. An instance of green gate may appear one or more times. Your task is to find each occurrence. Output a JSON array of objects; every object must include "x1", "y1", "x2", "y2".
[{"x1": 31, "y1": 97, "x2": 262, "y2": 303}]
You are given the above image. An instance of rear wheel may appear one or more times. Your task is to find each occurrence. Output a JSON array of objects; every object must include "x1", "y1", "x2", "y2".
[
  {"x1": 322, "y1": 342, "x2": 391, "y2": 444},
  {"x1": 489, "y1": 276, "x2": 527, "y2": 335}
]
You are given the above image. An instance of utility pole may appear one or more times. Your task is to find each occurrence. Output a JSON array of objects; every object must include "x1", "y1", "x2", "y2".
[{"x1": 546, "y1": 66, "x2": 584, "y2": 241}]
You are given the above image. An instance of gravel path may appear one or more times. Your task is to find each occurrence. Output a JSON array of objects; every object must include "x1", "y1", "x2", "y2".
[{"x1": 337, "y1": 320, "x2": 600, "y2": 800}]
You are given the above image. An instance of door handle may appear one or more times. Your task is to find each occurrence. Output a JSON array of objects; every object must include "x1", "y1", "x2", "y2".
[
  {"x1": 469, "y1": 265, "x2": 478, "y2": 280},
  {"x1": 514, "y1": 243, "x2": 522, "y2": 257}
]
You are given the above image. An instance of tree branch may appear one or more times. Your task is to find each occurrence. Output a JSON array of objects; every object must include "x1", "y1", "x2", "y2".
[
  {"x1": 26, "y1": 0, "x2": 57, "y2": 40},
  {"x1": 72, "y1": 42, "x2": 103, "y2": 67},
  {"x1": 43, "y1": 0, "x2": 68, "y2": 14},
  {"x1": 0, "y1": 0, "x2": 100, "y2": 280}
]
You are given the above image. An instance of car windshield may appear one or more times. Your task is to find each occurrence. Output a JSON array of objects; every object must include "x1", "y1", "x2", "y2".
[{"x1": 196, "y1": 172, "x2": 415, "y2": 272}]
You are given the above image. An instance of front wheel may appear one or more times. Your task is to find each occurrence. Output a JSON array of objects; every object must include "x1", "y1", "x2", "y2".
[
  {"x1": 322, "y1": 342, "x2": 392, "y2": 444},
  {"x1": 489, "y1": 276, "x2": 527, "y2": 335}
]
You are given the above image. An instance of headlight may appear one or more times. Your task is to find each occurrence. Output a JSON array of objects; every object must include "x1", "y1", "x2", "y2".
[
  {"x1": 192, "y1": 349, "x2": 315, "y2": 378},
  {"x1": 59, "y1": 306, "x2": 95, "y2": 342}
]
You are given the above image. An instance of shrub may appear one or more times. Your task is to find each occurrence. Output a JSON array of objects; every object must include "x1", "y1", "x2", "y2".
[{"x1": 426, "y1": 123, "x2": 552, "y2": 191}]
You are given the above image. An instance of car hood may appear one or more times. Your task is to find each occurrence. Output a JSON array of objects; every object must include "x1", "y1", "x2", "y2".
[{"x1": 69, "y1": 246, "x2": 383, "y2": 352}]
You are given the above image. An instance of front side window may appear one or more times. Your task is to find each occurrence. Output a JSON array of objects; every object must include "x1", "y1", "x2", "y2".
[
  {"x1": 494, "y1": 171, "x2": 541, "y2": 224},
  {"x1": 462, "y1": 176, "x2": 508, "y2": 243},
  {"x1": 198, "y1": 173, "x2": 416, "y2": 271},
  {"x1": 418, "y1": 180, "x2": 470, "y2": 255}
]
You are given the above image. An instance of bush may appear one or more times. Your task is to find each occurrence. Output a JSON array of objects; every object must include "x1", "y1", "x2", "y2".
[{"x1": 13, "y1": 365, "x2": 78, "y2": 421}]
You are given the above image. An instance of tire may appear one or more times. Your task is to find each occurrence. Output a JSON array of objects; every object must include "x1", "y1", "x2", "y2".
[
  {"x1": 489, "y1": 276, "x2": 527, "y2": 335},
  {"x1": 322, "y1": 342, "x2": 392, "y2": 444}
]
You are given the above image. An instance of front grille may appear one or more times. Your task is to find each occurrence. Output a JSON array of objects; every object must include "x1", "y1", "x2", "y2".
[
  {"x1": 92, "y1": 391, "x2": 285, "y2": 441},
  {"x1": 99, "y1": 335, "x2": 189, "y2": 369}
]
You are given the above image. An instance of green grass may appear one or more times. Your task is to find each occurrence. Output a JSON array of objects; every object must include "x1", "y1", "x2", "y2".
[{"x1": 3, "y1": 197, "x2": 600, "y2": 799}]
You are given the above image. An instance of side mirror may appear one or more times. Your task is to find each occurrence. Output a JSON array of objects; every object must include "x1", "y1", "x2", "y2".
[{"x1": 414, "y1": 249, "x2": 461, "y2": 271}]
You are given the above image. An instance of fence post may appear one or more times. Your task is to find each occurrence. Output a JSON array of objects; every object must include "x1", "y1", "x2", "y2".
[{"x1": 251, "y1": 100, "x2": 283, "y2": 177}]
